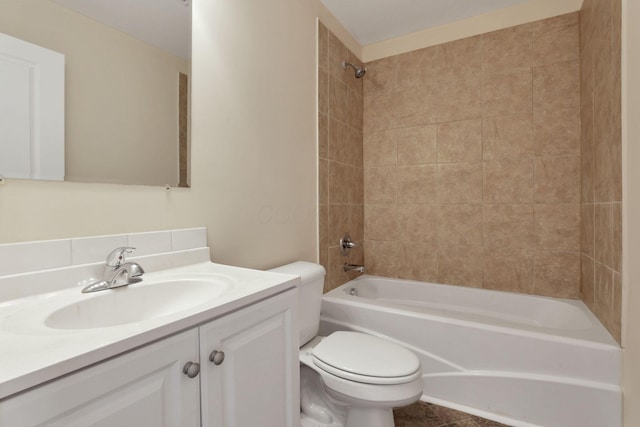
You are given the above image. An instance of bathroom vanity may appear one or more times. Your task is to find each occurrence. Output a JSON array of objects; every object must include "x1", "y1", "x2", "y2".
[{"x1": 0, "y1": 229, "x2": 300, "y2": 427}]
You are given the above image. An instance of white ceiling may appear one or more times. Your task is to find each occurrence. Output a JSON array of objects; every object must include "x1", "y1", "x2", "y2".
[
  {"x1": 320, "y1": 0, "x2": 530, "y2": 45},
  {"x1": 52, "y1": 0, "x2": 191, "y2": 59}
]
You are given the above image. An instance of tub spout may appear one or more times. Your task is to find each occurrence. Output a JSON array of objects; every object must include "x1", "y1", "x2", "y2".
[{"x1": 343, "y1": 263, "x2": 365, "y2": 273}]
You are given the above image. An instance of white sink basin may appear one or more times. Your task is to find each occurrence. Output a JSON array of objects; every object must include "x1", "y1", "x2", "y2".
[
  {"x1": 1, "y1": 273, "x2": 236, "y2": 333},
  {"x1": 45, "y1": 278, "x2": 232, "y2": 330}
]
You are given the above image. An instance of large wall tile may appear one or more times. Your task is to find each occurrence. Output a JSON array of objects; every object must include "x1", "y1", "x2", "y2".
[
  {"x1": 436, "y1": 76, "x2": 482, "y2": 123},
  {"x1": 534, "y1": 203, "x2": 581, "y2": 251},
  {"x1": 364, "y1": 56, "x2": 396, "y2": 97},
  {"x1": 365, "y1": 240, "x2": 402, "y2": 278},
  {"x1": 581, "y1": 203, "x2": 595, "y2": 257},
  {"x1": 364, "y1": 130, "x2": 397, "y2": 167},
  {"x1": 319, "y1": 70, "x2": 329, "y2": 115},
  {"x1": 397, "y1": 204, "x2": 438, "y2": 244},
  {"x1": 534, "y1": 156, "x2": 580, "y2": 203},
  {"x1": 319, "y1": 159, "x2": 329, "y2": 205},
  {"x1": 594, "y1": 203, "x2": 614, "y2": 267},
  {"x1": 398, "y1": 47, "x2": 432, "y2": 92},
  {"x1": 482, "y1": 114, "x2": 534, "y2": 160},
  {"x1": 483, "y1": 204, "x2": 535, "y2": 250},
  {"x1": 437, "y1": 36, "x2": 483, "y2": 82},
  {"x1": 437, "y1": 244, "x2": 483, "y2": 287},
  {"x1": 330, "y1": 119, "x2": 362, "y2": 166},
  {"x1": 534, "y1": 107, "x2": 581, "y2": 156},
  {"x1": 365, "y1": 204, "x2": 398, "y2": 241},
  {"x1": 329, "y1": 78, "x2": 350, "y2": 124},
  {"x1": 533, "y1": 60, "x2": 580, "y2": 113},
  {"x1": 437, "y1": 119, "x2": 482, "y2": 163},
  {"x1": 437, "y1": 162, "x2": 483, "y2": 204},
  {"x1": 398, "y1": 242, "x2": 438, "y2": 282},
  {"x1": 482, "y1": 24, "x2": 532, "y2": 75},
  {"x1": 483, "y1": 159, "x2": 534, "y2": 204},
  {"x1": 438, "y1": 204, "x2": 483, "y2": 246},
  {"x1": 319, "y1": 204, "x2": 329, "y2": 248},
  {"x1": 533, "y1": 13, "x2": 580, "y2": 66},
  {"x1": 393, "y1": 87, "x2": 438, "y2": 128},
  {"x1": 594, "y1": 262, "x2": 614, "y2": 330},
  {"x1": 581, "y1": 254, "x2": 595, "y2": 310},
  {"x1": 483, "y1": 248, "x2": 534, "y2": 293},
  {"x1": 396, "y1": 126, "x2": 438, "y2": 166},
  {"x1": 364, "y1": 166, "x2": 397, "y2": 204},
  {"x1": 534, "y1": 252, "x2": 580, "y2": 298},
  {"x1": 397, "y1": 165, "x2": 438, "y2": 204},
  {"x1": 319, "y1": 113, "x2": 329, "y2": 160},
  {"x1": 482, "y1": 68, "x2": 532, "y2": 117},
  {"x1": 364, "y1": 93, "x2": 395, "y2": 133},
  {"x1": 612, "y1": 272, "x2": 622, "y2": 342}
]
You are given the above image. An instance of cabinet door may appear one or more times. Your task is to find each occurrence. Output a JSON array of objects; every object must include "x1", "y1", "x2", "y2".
[
  {"x1": 0, "y1": 329, "x2": 201, "y2": 427},
  {"x1": 200, "y1": 290, "x2": 299, "y2": 427}
]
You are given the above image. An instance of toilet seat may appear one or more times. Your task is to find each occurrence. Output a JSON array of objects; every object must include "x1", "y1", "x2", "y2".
[{"x1": 312, "y1": 331, "x2": 421, "y2": 385}]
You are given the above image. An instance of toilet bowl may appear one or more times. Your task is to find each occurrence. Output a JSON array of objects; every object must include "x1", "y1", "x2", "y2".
[{"x1": 269, "y1": 261, "x2": 423, "y2": 427}]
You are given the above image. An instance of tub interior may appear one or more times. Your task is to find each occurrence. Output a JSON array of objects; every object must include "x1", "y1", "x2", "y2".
[{"x1": 339, "y1": 275, "x2": 614, "y2": 344}]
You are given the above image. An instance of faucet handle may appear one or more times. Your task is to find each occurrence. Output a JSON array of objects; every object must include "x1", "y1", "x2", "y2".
[
  {"x1": 105, "y1": 247, "x2": 136, "y2": 268},
  {"x1": 340, "y1": 233, "x2": 360, "y2": 256}
]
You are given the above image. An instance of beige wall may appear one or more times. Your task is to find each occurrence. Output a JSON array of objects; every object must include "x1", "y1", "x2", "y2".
[
  {"x1": 362, "y1": 14, "x2": 583, "y2": 298},
  {"x1": 580, "y1": 0, "x2": 622, "y2": 342},
  {"x1": 0, "y1": 0, "x2": 188, "y2": 186},
  {"x1": 623, "y1": 0, "x2": 640, "y2": 423},
  {"x1": 190, "y1": 0, "x2": 320, "y2": 268},
  {"x1": 318, "y1": 24, "x2": 364, "y2": 291}
]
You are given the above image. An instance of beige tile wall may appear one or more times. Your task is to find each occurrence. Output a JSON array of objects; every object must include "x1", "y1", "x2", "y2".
[
  {"x1": 362, "y1": 13, "x2": 583, "y2": 298},
  {"x1": 318, "y1": 23, "x2": 365, "y2": 291},
  {"x1": 580, "y1": 0, "x2": 622, "y2": 342}
]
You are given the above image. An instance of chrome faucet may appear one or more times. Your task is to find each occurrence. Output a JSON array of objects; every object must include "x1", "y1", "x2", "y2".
[
  {"x1": 81, "y1": 247, "x2": 145, "y2": 293},
  {"x1": 343, "y1": 263, "x2": 365, "y2": 273}
]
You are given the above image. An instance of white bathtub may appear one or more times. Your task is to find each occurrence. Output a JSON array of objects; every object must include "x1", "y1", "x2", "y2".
[{"x1": 319, "y1": 275, "x2": 621, "y2": 427}]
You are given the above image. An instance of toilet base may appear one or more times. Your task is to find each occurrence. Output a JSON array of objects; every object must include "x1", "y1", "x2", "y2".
[{"x1": 344, "y1": 407, "x2": 394, "y2": 427}]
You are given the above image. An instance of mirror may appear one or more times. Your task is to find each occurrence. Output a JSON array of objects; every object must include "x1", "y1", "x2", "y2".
[{"x1": 0, "y1": 0, "x2": 191, "y2": 187}]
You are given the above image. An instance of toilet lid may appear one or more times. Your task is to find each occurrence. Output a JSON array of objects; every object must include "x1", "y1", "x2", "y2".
[{"x1": 311, "y1": 331, "x2": 421, "y2": 385}]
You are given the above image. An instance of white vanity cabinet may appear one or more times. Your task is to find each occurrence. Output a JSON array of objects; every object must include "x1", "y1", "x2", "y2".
[
  {"x1": 0, "y1": 289, "x2": 298, "y2": 427},
  {"x1": 0, "y1": 329, "x2": 201, "y2": 427},
  {"x1": 199, "y1": 289, "x2": 298, "y2": 427}
]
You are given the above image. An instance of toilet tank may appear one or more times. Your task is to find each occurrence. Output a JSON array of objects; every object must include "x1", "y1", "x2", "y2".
[{"x1": 269, "y1": 261, "x2": 325, "y2": 346}]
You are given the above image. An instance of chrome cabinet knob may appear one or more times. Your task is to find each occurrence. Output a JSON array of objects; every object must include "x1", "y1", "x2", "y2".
[
  {"x1": 209, "y1": 350, "x2": 225, "y2": 365},
  {"x1": 183, "y1": 362, "x2": 200, "y2": 378}
]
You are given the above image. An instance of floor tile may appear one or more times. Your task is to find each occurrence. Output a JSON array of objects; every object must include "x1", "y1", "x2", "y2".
[{"x1": 393, "y1": 402, "x2": 511, "y2": 427}]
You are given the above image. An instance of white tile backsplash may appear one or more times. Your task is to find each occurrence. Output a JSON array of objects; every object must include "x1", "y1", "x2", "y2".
[
  {"x1": 126, "y1": 231, "x2": 173, "y2": 257},
  {"x1": 71, "y1": 234, "x2": 128, "y2": 265},
  {"x1": 0, "y1": 239, "x2": 72, "y2": 276},
  {"x1": 0, "y1": 228, "x2": 207, "y2": 277},
  {"x1": 172, "y1": 228, "x2": 207, "y2": 251}
]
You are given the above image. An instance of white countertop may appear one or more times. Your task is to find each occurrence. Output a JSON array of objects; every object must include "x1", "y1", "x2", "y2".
[{"x1": 0, "y1": 258, "x2": 299, "y2": 400}]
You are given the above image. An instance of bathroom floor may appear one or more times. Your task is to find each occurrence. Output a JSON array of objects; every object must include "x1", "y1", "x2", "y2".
[{"x1": 393, "y1": 402, "x2": 511, "y2": 427}]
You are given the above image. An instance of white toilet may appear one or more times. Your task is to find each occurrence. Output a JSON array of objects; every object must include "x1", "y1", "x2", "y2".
[{"x1": 270, "y1": 261, "x2": 423, "y2": 427}]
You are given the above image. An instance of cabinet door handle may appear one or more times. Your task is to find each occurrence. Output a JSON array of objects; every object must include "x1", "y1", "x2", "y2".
[
  {"x1": 182, "y1": 362, "x2": 200, "y2": 378},
  {"x1": 209, "y1": 350, "x2": 225, "y2": 365}
]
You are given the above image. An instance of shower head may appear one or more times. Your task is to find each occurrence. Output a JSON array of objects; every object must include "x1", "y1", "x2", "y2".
[{"x1": 342, "y1": 61, "x2": 366, "y2": 78}]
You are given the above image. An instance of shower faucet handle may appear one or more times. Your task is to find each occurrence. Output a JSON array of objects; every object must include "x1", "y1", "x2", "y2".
[{"x1": 340, "y1": 233, "x2": 360, "y2": 256}]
